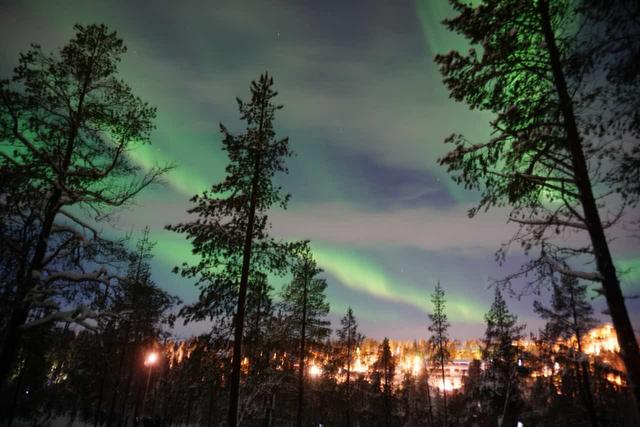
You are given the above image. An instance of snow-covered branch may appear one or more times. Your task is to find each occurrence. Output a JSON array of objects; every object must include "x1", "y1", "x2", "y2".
[
  {"x1": 21, "y1": 305, "x2": 98, "y2": 330},
  {"x1": 40, "y1": 268, "x2": 109, "y2": 285},
  {"x1": 541, "y1": 256, "x2": 603, "y2": 282},
  {"x1": 58, "y1": 209, "x2": 100, "y2": 239}
]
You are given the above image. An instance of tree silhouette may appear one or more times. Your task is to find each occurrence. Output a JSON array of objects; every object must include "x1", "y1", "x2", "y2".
[
  {"x1": 534, "y1": 273, "x2": 598, "y2": 426},
  {"x1": 373, "y1": 337, "x2": 396, "y2": 427},
  {"x1": 428, "y1": 282, "x2": 451, "y2": 427},
  {"x1": 482, "y1": 289, "x2": 525, "y2": 426},
  {"x1": 279, "y1": 249, "x2": 331, "y2": 427},
  {"x1": 167, "y1": 72, "x2": 296, "y2": 427},
  {"x1": 0, "y1": 24, "x2": 168, "y2": 398},
  {"x1": 337, "y1": 307, "x2": 365, "y2": 427},
  {"x1": 435, "y1": 0, "x2": 640, "y2": 408}
]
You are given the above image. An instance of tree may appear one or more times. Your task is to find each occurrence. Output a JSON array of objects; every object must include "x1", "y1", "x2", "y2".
[
  {"x1": 534, "y1": 273, "x2": 598, "y2": 426},
  {"x1": 103, "y1": 228, "x2": 180, "y2": 426},
  {"x1": 435, "y1": 0, "x2": 640, "y2": 408},
  {"x1": 166, "y1": 73, "x2": 295, "y2": 427},
  {"x1": 244, "y1": 272, "x2": 275, "y2": 373},
  {"x1": 372, "y1": 337, "x2": 396, "y2": 427},
  {"x1": 428, "y1": 282, "x2": 451, "y2": 427},
  {"x1": 459, "y1": 359, "x2": 483, "y2": 424},
  {"x1": 482, "y1": 289, "x2": 525, "y2": 426},
  {"x1": 336, "y1": 307, "x2": 365, "y2": 427},
  {"x1": 279, "y1": 249, "x2": 331, "y2": 427},
  {"x1": 0, "y1": 24, "x2": 168, "y2": 400}
]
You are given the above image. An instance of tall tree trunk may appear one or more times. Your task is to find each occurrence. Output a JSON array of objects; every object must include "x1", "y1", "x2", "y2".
[
  {"x1": 345, "y1": 328, "x2": 352, "y2": 427},
  {"x1": 6, "y1": 351, "x2": 28, "y2": 427},
  {"x1": 424, "y1": 362, "x2": 434, "y2": 427},
  {"x1": 0, "y1": 56, "x2": 92, "y2": 396},
  {"x1": 573, "y1": 357, "x2": 598, "y2": 427},
  {"x1": 296, "y1": 265, "x2": 309, "y2": 427},
  {"x1": 118, "y1": 347, "x2": 136, "y2": 427},
  {"x1": 570, "y1": 287, "x2": 599, "y2": 427},
  {"x1": 107, "y1": 327, "x2": 130, "y2": 427},
  {"x1": 95, "y1": 364, "x2": 109, "y2": 427},
  {"x1": 227, "y1": 91, "x2": 267, "y2": 427},
  {"x1": 538, "y1": 0, "x2": 640, "y2": 413},
  {"x1": 439, "y1": 356, "x2": 447, "y2": 427},
  {"x1": 384, "y1": 361, "x2": 391, "y2": 427},
  {"x1": 0, "y1": 189, "x2": 61, "y2": 396},
  {"x1": 206, "y1": 381, "x2": 216, "y2": 427}
]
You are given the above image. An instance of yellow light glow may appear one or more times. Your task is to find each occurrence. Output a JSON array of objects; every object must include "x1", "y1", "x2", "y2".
[
  {"x1": 309, "y1": 363, "x2": 322, "y2": 377},
  {"x1": 412, "y1": 355, "x2": 422, "y2": 376},
  {"x1": 144, "y1": 352, "x2": 158, "y2": 366}
]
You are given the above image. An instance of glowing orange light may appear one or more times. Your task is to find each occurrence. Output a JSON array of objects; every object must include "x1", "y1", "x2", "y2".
[
  {"x1": 606, "y1": 373, "x2": 623, "y2": 386},
  {"x1": 144, "y1": 352, "x2": 158, "y2": 366},
  {"x1": 309, "y1": 363, "x2": 322, "y2": 377},
  {"x1": 411, "y1": 355, "x2": 422, "y2": 376}
]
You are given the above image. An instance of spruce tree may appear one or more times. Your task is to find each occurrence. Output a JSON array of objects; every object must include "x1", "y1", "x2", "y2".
[
  {"x1": 482, "y1": 288, "x2": 525, "y2": 426},
  {"x1": 337, "y1": 307, "x2": 365, "y2": 427},
  {"x1": 105, "y1": 228, "x2": 180, "y2": 425},
  {"x1": 435, "y1": 0, "x2": 640, "y2": 407},
  {"x1": 279, "y1": 249, "x2": 330, "y2": 427},
  {"x1": 428, "y1": 282, "x2": 451, "y2": 427},
  {"x1": 244, "y1": 272, "x2": 275, "y2": 373},
  {"x1": 373, "y1": 337, "x2": 396, "y2": 427},
  {"x1": 534, "y1": 274, "x2": 598, "y2": 426},
  {"x1": 167, "y1": 73, "x2": 295, "y2": 427}
]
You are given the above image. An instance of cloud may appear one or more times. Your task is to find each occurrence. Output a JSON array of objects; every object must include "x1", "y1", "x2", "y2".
[{"x1": 270, "y1": 202, "x2": 517, "y2": 252}]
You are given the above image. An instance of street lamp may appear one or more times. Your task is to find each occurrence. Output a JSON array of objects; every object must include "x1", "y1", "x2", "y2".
[
  {"x1": 142, "y1": 351, "x2": 158, "y2": 415},
  {"x1": 145, "y1": 352, "x2": 158, "y2": 366}
]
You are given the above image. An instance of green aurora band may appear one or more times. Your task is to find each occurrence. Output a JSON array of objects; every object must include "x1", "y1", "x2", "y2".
[{"x1": 312, "y1": 243, "x2": 486, "y2": 322}]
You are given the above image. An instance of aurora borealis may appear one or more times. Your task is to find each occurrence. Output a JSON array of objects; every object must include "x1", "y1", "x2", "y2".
[{"x1": 1, "y1": 0, "x2": 638, "y2": 340}]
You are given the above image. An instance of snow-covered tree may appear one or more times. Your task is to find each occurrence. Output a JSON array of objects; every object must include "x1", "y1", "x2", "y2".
[{"x1": 0, "y1": 24, "x2": 168, "y2": 393}]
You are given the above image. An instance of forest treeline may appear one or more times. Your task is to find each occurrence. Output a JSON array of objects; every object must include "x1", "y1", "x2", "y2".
[{"x1": 0, "y1": 0, "x2": 639, "y2": 425}]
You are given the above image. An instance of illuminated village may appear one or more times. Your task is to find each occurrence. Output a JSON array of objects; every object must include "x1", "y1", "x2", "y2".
[{"x1": 161, "y1": 324, "x2": 625, "y2": 393}]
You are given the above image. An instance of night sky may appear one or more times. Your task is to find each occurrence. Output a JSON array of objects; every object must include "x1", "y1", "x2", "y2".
[{"x1": 1, "y1": 0, "x2": 638, "y2": 340}]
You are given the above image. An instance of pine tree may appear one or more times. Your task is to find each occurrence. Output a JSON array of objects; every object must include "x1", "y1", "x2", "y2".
[
  {"x1": 435, "y1": 0, "x2": 640, "y2": 408},
  {"x1": 416, "y1": 362, "x2": 435, "y2": 427},
  {"x1": 482, "y1": 288, "x2": 525, "y2": 426},
  {"x1": 166, "y1": 73, "x2": 296, "y2": 427},
  {"x1": 373, "y1": 337, "x2": 396, "y2": 427},
  {"x1": 279, "y1": 249, "x2": 330, "y2": 427},
  {"x1": 460, "y1": 359, "x2": 483, "y2": 424},
  {"x1": 0, "y1": 24, "x2": 168, "y2": 398},
  {"x1": 105, "y1": 228, "x2": 180, "y2": 426},
  {"x1": 336, "y1": 307, "x2": 365, "y2": 427},
  {"x1": 244, "y1": 272, "x2": 275, "y2": 373},
  {"x1": 428, "y1": 282, "x2": 451, "y2": 427},
  {"x1": 534, "y1": 273, "x2": 598, "y2": 426}
]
